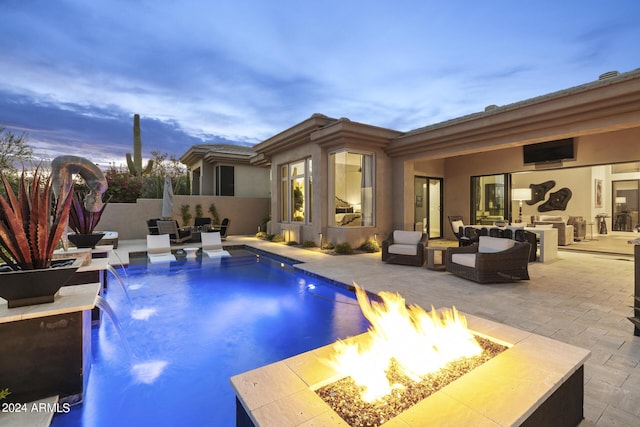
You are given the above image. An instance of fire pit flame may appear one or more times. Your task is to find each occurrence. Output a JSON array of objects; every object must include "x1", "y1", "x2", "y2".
[{"x1": 324, "y1": 285, "x2": 483, "y2": 403}]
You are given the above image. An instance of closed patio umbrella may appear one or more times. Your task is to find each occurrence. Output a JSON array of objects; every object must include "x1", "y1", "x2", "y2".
[{"x1": 162, "y1": 175, "x2": 173, "y2": 218}]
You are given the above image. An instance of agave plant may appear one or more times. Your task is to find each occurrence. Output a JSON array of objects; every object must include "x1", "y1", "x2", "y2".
[
  {"x1": 68, "y1": 190, "x2": 110, "y2": 234},
  {"x1": 0, "y1": 170, "x2": 72, "y2": 270}
]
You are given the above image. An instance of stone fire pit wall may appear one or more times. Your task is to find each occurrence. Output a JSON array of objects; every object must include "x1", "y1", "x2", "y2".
[{"x1": 231, "y1": 311, "x2": 590, "y2": 427}]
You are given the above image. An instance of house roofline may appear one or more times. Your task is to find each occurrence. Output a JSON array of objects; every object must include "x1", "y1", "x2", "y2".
[
  {"x1": 310, "y1": 117, "x2": 403, "y2": 150},
  {"x1": 250, "y1": 113, "x2": 337, "y2": 165},
  {"x1": 180, "y1": 144, "x2": 255, "y2": 165},
  {"x1": 385, "y1": 68, "x2": 640, "y2": 158}
]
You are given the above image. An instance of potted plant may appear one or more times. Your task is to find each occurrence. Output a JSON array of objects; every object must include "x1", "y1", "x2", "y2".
[
  {"x1": 0, "y1": 170, "x2": 82, "y2": 308},
  {"x1": 67, "y1": 189, "x2": 110, "y2": 248}
]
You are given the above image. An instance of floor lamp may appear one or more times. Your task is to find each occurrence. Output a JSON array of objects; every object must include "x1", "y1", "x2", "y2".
[{"x1": 512, "y1": 188, "x2": 532, "y2": 224}]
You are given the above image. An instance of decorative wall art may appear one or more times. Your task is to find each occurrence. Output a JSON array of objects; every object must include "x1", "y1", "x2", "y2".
[
  {"x1": 538, "y1": 188, "x2": 573, "y2": 212},
  {"x1": 527, "y1": 180, "x2": 556, "y2": 205},
  {"x1": 595, "y1": 179, "x2": 603, "y2": 208}
]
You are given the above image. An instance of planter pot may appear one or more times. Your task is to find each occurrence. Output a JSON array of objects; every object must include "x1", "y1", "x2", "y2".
[
  {"x1": 0, "y1": 258, "x2": 83, "y2": 308},
  {"x1": 68, "y1": 232, "x2": 105, "y2": 249}
]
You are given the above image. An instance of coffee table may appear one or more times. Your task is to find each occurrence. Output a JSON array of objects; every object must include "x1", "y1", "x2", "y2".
[{"x1": 426, "y1": 247, "x2": 447, "y2": 271}]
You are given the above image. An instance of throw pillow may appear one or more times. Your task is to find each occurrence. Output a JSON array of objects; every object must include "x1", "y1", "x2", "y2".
[
  {"x1": 393, "y1": 230, "x2": 422, "y2": 245},
  {"x1": 478, "y1": 236, "x2": 515, "y2": 253},
  {"x1": 451, "y1": 220, "x2": 464, "y2": 234}
]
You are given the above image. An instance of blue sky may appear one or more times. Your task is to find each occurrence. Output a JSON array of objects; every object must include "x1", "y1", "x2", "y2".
[{"x1": 1, "y1": 0, "x2": 639, "y2": 167}]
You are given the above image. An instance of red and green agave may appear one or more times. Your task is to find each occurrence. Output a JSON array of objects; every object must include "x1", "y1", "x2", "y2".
[
  {"x1": 68, "y1": 190, "x2": 109, "y2": 235},
  {"x1": 0, "y1": 170, "x2": 72, "y2": 270}
]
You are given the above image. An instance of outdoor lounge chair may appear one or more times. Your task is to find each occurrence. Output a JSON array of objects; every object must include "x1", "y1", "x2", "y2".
[
  {"x1": 201, "y1": 232, "x2": 230, "y2": 258},
  {"x1": 446, "y1": 236, "x2": 530, "y2": 284},
  {"x1": 156, "y1": 220, "x2": 192, "y2": 244},
  {"x1": 146, "y1": 234, "x2": 176, "y2": 263},
  {"x1": 381, "y1": 230, "x2": 427, "y2": 266}
]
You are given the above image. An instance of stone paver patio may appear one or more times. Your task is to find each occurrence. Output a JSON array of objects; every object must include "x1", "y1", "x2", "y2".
[{"x1": 112, "y1": 236, "x2": 639, "y2": 427}]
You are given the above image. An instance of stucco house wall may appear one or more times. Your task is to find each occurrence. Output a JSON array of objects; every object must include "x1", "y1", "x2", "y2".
[
  {"x1": 180, "y1": 144, "x2": 269, "y2": 197},
  {"x1": 234, "y1": 164, "x2": 270, "y2": 197},
  {"x1": 253, "y1": 115, "x2": 400, "y2": 248}
]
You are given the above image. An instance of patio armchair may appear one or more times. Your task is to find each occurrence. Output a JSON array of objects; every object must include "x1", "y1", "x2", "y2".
[
  {"x1": 218, "y1": 218, "x2": 230, "y2": 240},
  {"x1": 156, "y1": 220, "x2": 193, "y2": 244},
  {"x1": 382, "y1": 230, "x2": 428, "y2": 266},
  {"x1": 446, "y1": 236, "x2": 531, "y2": 283},
  {"x1": 146, "y1": 218, "x2": 161, "y2": 235}
]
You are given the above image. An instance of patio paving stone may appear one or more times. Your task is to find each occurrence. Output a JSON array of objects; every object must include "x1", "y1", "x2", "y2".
[{"x1": 110, "y1": 235, "x2": 639, "y2": 426}]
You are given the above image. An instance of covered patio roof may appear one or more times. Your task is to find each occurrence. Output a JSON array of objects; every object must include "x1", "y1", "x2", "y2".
[{"x1": 385, "y1": 68, "x2": 640, "y2": 160}]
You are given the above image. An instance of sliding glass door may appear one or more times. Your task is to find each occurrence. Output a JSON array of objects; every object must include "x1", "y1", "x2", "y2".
[
  {"x1": 612, "y1": 179, "x2": 639, "y2": 231},
  {"x1": 414, "y1": 177, "x2": 442, "y2": 238}
]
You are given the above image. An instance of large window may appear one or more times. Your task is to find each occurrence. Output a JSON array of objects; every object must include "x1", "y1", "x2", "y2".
[
  {"x1": 215, "y1": 165, "x2": 234, "y2": 196},
  {"x1": 329, "y1": 151, "x2": 374, "y2": 227},
  {"x1": 280, "y1": 159, "x2": 312, "y2": 223}
]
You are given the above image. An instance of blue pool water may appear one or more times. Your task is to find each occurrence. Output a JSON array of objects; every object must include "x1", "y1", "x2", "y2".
[{"x1": 51, "y1": 251, "x2": 369, "y2": 427}]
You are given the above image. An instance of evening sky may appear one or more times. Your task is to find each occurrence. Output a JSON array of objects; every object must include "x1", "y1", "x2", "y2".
[{"x1": 1, "y1": 0, "x2": 639, "y2": 167}]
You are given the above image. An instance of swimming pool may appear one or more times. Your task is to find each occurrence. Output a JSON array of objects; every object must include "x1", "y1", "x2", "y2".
[{"x1": 50, "y1": 250, "x2": 369, "y2": 426}]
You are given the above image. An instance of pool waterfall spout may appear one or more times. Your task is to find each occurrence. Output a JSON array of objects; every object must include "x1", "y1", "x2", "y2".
[
  {"x1": 95, "y1": 295, "x2": 134, "y2": 359},
  {"x1": 107, "y1": 264, "x2": 131, "y2": 304}
]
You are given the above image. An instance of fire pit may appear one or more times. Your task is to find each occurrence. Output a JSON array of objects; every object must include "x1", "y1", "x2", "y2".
[
  {"x1": 231, "y1": 289, "x2": 590, "y2": 426},
  {"x1": 315, "y1": 335, "x2": 507, "y2": 426}
]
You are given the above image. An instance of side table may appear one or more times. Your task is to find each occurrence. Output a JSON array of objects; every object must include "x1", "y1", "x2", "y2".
[
  {"x1": 426, "y1": 247, "x2": 448, "y2": 271},
  {"x1": 184, "y1": 247, "x2": 199, "y2": 258}
]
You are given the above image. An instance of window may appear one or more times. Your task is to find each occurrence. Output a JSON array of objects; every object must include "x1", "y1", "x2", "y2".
[
  {"x1": 290, "y1": 160, "x2": 305, "y2": 222},
  {"x1": 329, "y1": 151, "x2": 374, "y2": 227},
  {"x1": 280, "y1": 165, "x2": 288, "y2": 222},
  {"x1": 470, "y1": 174, "x2": 510, "y2": 225},
  {"x1": 280, "y1": 159, "x2": 312, "y2": 223},
  {"x1": 215, "y1": 165, "x2": 234, "y2": 196}
]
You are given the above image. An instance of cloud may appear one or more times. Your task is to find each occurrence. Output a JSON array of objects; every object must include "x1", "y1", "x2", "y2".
[
  {"x1": 1, "y1": 1, "x2": 639, "y2": 166},
  {"x1": 0, "y1": 91, "x2": 244, "y2": 167}
]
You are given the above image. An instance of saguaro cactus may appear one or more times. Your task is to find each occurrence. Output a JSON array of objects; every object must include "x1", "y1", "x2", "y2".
[{"x1": 126, "y1": 114, "x2": 153, "y2": 176}]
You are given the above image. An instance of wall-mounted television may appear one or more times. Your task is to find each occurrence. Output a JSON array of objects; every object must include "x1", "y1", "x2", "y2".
[{"x1": 523, "y1": 138, "x2": 575, "y2": 164}]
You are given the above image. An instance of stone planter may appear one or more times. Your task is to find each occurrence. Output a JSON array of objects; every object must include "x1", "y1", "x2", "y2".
[
  {"x1": 0, "y1": 258, "x2": 83, "y2": 308},
  {"x1": 0, "y1": 283, "x2": 99, "y2": 405},
  {"x1": 68, "y1": 232, "x2": 105, "y2": 249}
]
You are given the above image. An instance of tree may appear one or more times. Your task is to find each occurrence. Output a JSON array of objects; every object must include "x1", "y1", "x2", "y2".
[
  {"x1": 0, "y1": 127, "x2": 33, "y2": 174},
  {"x1": 104, "y1": 164, "x2": 143, "y2": 203},
  {"x1": 140, "y1": 150, "x2": 189, "y2": 198}
]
